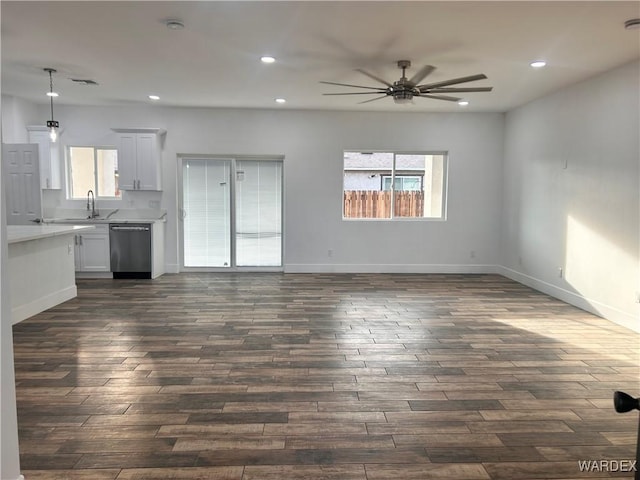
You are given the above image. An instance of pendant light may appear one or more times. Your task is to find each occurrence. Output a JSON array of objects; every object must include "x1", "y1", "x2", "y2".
[{"x1": 44, "y1": 68, "x2": 59, "y2": 143}]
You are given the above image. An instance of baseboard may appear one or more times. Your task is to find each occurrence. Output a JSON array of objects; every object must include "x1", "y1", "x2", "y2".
[
  {"x1": 497, "y1": 266, "x2": 639, "y2": 333},
  {"x1": 165, "y1": 263, "x2": 180, "y2": 274},
  {"x1": 284, "y1": 263, "x2": 499, "y2": 274},
  {"x1": 11, "y1": 285, "x2": 76, "y2": 324},
  {"x1": 75, "y1": 272, "x2": 113, "y2": 279}
]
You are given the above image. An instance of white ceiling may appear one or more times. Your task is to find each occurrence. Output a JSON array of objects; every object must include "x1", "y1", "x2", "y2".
[{"x1": 2, "y1": 1, "x2": 639, "y2": 113}]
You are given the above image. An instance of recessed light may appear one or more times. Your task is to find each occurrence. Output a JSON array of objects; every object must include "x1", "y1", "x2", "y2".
[
  {"x1": 624, "y1": 18, "x2": 640, "y2": 30},
  {"x1": 530, "y1": 61, "x2": 547, "y2": 68},
  {"x1": 457, "y1": 100, "x2": 469, "y2": 106},
  {"x1": 46, "y1": 92, "x2": 59, "y2": 97},
  {"x1": 165, "y1": 20, "x2": 184, "y2": 30},
  {"x1": 148, "y1": 95, "x2": 160, "y2": 101},
  {"x1": 275, "y1": 98, "x2": 286, "y2": 104},
  {"x1": 261, "y1": 56, "x2": 276, "y2": 64}
]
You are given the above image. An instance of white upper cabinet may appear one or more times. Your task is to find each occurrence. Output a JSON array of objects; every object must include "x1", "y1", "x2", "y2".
[
  {"x1": 26, "y1": 125, "x2": 62, "y2": 189},
  {"x1": 112, "y1": 128, "x2": 165, "y2": 191}
]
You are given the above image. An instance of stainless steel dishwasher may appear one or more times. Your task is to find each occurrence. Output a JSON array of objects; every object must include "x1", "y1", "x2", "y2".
[{"x1": 109, "y1": 223, "x2": 152, "y2": 279}]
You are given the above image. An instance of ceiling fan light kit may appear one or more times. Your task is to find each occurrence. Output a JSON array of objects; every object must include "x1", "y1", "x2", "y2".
[{"x1": 321, "y1": 60, "x2": 493, "y2": 106}]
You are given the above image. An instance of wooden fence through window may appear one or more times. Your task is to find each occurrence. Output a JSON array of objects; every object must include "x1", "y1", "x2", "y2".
[{"x1": 343, "y1": 190, "x2": 424, "y2": 218}]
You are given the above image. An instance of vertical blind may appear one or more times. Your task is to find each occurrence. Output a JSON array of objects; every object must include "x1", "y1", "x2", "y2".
[
  {"x1": 183, "y1": 159, "x2": 231, "y2": 267},
  {"x1": 236, "y1": 160, "x2": 282, "y2": 267}
]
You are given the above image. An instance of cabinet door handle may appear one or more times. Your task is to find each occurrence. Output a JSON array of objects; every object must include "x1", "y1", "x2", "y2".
[
  {"x1": 79, "y1": 235, "x2": 83, "y2": 246},
  {"x1": 74, "y1": 235, "x2": 78, "y2": 245}
]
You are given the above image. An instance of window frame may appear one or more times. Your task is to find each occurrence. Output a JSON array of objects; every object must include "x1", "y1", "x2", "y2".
[
  {"x1": 342, "y1": 150, "x2": 448, "y2": 221},
  {"x1": 66, "y1": 145, "x2": 121, "y2": 200}
]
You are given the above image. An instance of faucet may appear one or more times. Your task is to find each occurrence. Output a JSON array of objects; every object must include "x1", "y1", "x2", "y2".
[{"x1": 86, "y1": 190, "x2": 99, "y2": 218}]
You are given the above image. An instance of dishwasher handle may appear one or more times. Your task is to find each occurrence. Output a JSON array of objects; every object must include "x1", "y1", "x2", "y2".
[{"x1": 110, "y1": 225, "x2": 150, "y2": 232}]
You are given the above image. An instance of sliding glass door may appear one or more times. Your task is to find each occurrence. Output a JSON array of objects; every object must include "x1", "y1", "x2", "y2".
[
  {"x1": 182, "y1": 157, "x2": 282, "y2": 269},
  {"x1": 183, "y1": 158, "x2": 231, "y2": 267},
  {"x1": 235, "y1": 160, "x2": 282, "y2": 266}
]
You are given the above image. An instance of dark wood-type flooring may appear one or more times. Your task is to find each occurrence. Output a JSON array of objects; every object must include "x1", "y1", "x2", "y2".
[{"x1": 12, "y1": 273, "x2": 640, "y2": 479}]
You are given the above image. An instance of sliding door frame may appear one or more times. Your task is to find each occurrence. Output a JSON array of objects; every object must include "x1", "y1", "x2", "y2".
[{"x1": 178, "y1": 154, "x2": 284, "y2": 272}]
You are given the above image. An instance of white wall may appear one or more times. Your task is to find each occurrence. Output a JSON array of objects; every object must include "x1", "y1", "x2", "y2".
[
  {"x1": 1, "y1": 96, "x2": 24, "y2": 479},
  {"x1": 21, "y1": 105, "x2": 505, "y2": 274},
  {"x1": 501, "y1": 60, "x2": 640, "y2": 331},
  {"x1": 1, "y1": 94, "x2": 39, "y2": 143}
]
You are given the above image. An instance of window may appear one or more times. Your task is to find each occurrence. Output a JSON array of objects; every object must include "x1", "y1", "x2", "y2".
[
  {"x1": 67, "y1": 147, "x2": 121, "y2": 199},
  {"x1": 381, "y1": 175, "x2": 423, "y2": 191},
  {"x1": 343, "y1": 151, "x2": 447, "y2": 219}
]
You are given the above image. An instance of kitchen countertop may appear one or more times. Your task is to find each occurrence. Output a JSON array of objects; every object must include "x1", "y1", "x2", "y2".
[
  {"x1": 7, "y1": 224, "x2": 95, "y2": 244},
  {"x1": 46, "y1": 217, "x2": 166, "y2": 225}
]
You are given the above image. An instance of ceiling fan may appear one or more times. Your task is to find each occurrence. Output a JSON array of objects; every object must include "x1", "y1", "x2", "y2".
[{"x1": 321, "y1": 60, "x2": 492, "y2": 105}]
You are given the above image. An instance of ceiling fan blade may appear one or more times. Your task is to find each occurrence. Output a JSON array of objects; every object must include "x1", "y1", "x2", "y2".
[
  {"x1": 323, "y1": 91, "x2": 388, "y2": 96},
  {"x1": 418, "y1": 94, "x2": 461, "y2": 102},
  {"x1": 358, "y1": 95, "x2": 390, "y2": 104},
  {"x1": 355, "y1": 69, "x2": 393, "y2": 87},
  {"x1": 418, "y1": 73, "x2": 488, "y2": 91},
  {"x1": 428, "y1": 87, "x2": 493, "y2": 93},
  {"x1": 320, "y1": 80, "x2": 388, "y2": 91},
  {"x1": 408, "y1": 65, "x2": 436, "y2": 85}
]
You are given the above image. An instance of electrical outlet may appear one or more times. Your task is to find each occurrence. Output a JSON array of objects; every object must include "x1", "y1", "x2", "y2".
[
  {"x1": 68, "y1": 244, "x2": 73, "y2": 255},
  {"x1": 558, "y1": 267, "x2": 563, "y2": 278},
  {"x1": 470, "y1": 250, "x2": 476, "y2": 259},
  {"x1": 328, "y1": 249, "x2": 333, "y2": 257}
]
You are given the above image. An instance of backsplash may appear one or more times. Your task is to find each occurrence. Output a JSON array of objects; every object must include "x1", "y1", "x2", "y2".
[{"x1": 43, "y1": 207, "x2": 167, "y2": 221}]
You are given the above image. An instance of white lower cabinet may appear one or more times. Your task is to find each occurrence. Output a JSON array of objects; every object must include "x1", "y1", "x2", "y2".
[{"x1": 74, "y1": 225, "x2": 110, "y2": 272}]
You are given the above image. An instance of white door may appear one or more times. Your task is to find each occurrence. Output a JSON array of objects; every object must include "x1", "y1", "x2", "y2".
[{"x1": 2, "y1": 143, "x2": 42, "y2": 225}]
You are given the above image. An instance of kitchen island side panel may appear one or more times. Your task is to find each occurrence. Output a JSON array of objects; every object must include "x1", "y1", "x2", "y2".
[{"x1": 8, "y1": 232, "x2": 77, "y2": 323}]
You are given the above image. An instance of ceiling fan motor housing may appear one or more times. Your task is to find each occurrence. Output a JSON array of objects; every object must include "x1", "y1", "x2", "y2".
[{"x1": 392, "y1": 74, "x2": 419, "y2": 102}]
